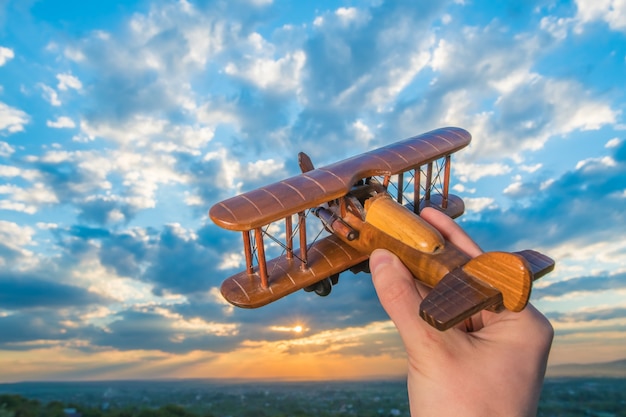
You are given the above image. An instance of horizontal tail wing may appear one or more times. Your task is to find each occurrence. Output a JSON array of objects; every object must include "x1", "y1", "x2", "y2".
[
  {"x1": 419, "y1": 268, "x2": 502, "y2": 331},
  {"x1": 420, "y1": 250, "x2": 555, "y2": 331},
  {"x1": 514, "y1": 249, "x2": 555, "y2": 280}
]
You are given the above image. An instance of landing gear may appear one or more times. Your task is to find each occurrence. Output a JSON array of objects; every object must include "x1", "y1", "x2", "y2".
[{"x1": 304, "y1": 274, "x2": 340, "y2": 297}]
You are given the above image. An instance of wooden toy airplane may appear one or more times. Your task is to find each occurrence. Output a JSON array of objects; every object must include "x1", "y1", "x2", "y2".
[{"x1": 209, "y1": 127, "x2": 555, "y2": 330}]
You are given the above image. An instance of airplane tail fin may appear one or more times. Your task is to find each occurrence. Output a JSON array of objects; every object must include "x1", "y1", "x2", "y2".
[
  {"x1": 298, "y1": 152, "x2": 315, "y2": 173},
  {"x1": 420, "y1": 250, "x2": 555, "y2": 330}
]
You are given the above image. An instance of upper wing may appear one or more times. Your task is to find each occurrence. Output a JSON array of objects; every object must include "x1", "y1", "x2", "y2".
[
  {"x1": 220, "y1": 234, "x2": 368, "y2": 308},
  {"x1": 210, "y1": 127, "x2": 471, "y2": 231}
]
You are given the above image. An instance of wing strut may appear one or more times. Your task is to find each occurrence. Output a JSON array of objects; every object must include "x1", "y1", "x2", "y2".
[
  {"x1": 424, "y1": 162, "x2": 433, "y2": 201},
  {"x1": 397, "y1": 173, "x2": 404, "y2": 204},
  {"x1": 285, "y1": 215, "x2": 293, "y2": 260},
  {"x1": 255, "y1": 227, "x2": 269, "y2": 288},
  {"x1": 442, "y1": 154, "x2": 451, "y2": 210},
  {"x1": 298, "y1": 211, "x2": 308, "y2": 270},
  {"x1": 414, "y1": 168, "x2": 420, "y2": 214},
  {"x1": 243, "y1": 230, "x2": 254, "y2": 275}
]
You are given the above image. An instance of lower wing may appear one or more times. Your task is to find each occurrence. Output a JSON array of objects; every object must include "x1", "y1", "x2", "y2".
[{"x1": 220, "y1": 234, "x2": 368, "y2": 308}]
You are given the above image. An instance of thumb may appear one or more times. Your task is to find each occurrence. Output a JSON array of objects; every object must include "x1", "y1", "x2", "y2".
[{"x1": 370, "y1": 249, "x2": 429, "y2": 337}]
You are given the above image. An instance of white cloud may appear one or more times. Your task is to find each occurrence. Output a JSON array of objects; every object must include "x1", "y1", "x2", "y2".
[
  {"x1": 0, "y1": 201, "x2": 38, "y2": 215},
  {"x1": 520, "y1": 163, "x2": 542, "y2": 173},
  {"x1": 245, "y1": 158, "x2": 283, "y2": 178},
  {"x1": 417, "y1": 20, "x2": 619, "y2": 160},
  {"x1": 540, "y1": 178, "x2": 555, "y2": 190},
  {"x1": 47, "y1": 116, "x2": 76, "y2": 129},
  {"x1": 81, "y1": 116, "x2": 167, "y2": 145},
  {"x1": 540, "y1": 15, "x2": 575, "y2": 40},
  {"x1": 183, "y1": 191, "x2": 203, "y2": 207},
  {"x1": 0, "y1": 183, "x2": 59, "y2": 213},
  {"x1": 454, "y1": 161, "x2": 512, "y2": 182},
  {"x1": 366, "y1": 49, "x2": 431, "y2": 110},
  {"x1": 334, "y1": 7, "x2": 371, "y2": 27},
  {"x1": 352, "y1": 119, "x2": 375, "y2": 146},
  {"x1": 0, "y1": 220, "x2": 35, "y2": 250},
  {"x1": 63, "y1": 46, "x2": 86, "y2": 62},
  {"x1": 546, "y1": 79, "x2": 618, "y2": 132},
  {"x1": 0, "y1": 102, "x2": 29, "y2": 133},
  {"x1": 0, "y1": 141, "x2": 15, "y2": 156},
  {"x1": 225, "y1": 50, "x2": 306, "y2": 94},
  {"x1": 38, "y1": 83, "x2": 61, "y2": 106},
  {"x1": 0, "y1": 164, "x2": 40, "y2": 181},
  {"x1": 575, "y1": 156, "x2": 616, "y2": 171},
  {"x1": 452, "y1": 183, "x2": 475, "y2": 194},
  {"x1": 57, "y1": 73, "x2": 83, "y2": 91},
  {"x1": 463, "y1": 197, "x2": 497, "y2": 213},
  {"x1": 575, "y1": 0, "x2": 626, "y2": 32},
  {"x1": 605, "y1": 138, "x2": 621, "y2": 148},
  {"x1": 0, "y1": 46, "x2": 14, "y2": 66},
  {"x1": 503, "y1": 181, "x2": 523, "y2": 196}
]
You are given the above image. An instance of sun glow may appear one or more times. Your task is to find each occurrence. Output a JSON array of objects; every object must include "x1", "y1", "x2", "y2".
[{"x1": 269, "y1": 323, "x2": 307, "y2": 334}]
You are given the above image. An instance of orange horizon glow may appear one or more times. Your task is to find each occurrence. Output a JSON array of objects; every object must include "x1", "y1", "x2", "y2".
[{"x1": 0, "y1": 321, "x2": 624, "y2": 383}]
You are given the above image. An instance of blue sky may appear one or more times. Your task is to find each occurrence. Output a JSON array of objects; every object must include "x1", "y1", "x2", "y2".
[{"x1": 0, "y1": 0, "x2": 625, "y2": 382}]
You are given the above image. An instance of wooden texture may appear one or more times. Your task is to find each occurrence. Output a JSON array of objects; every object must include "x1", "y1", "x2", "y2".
[
  {"x1": 419, "y1": 268, "x2": 502, "y2": 330},
  {"x1": 210, "y1": 127, "x2": 470, "y2": 231},
  {"x1": 220, "y1": 234, "x2": 368, "y2": 308}
]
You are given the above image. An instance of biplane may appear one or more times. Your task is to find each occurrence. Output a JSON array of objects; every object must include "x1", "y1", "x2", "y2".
[{"x1": 209, "y1": 127, "x2": 555, "y2": 331}]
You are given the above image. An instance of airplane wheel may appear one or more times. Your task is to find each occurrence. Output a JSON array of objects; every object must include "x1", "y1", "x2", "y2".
[{"x1": 314, "y1": 278, "x2": 332, "y2": 297}]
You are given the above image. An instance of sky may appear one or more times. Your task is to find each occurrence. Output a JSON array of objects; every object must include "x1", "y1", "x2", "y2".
[{"x1": 0, "y1": 0, "x2": 625, "y2": 383}]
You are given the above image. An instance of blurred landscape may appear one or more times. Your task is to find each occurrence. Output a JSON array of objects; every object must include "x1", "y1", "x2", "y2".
[{"x1": 1, "y1": 360, "x2": 624, "y2": 417}]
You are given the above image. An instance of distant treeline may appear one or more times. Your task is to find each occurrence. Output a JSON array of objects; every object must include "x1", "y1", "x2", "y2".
[
  {"x1": 2, "y1": 378, "x2": 626, "y2": 417},
  {"x1": 0, "y1": 395, "x2": 211, "y2": 417}
]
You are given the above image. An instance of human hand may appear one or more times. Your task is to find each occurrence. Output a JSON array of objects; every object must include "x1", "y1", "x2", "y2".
[{"x1": 370, "y1": 208, "x2": 553, "y2": 417}]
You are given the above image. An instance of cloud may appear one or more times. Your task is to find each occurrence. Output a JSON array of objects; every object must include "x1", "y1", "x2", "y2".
[
  {"x1": 38, "y1": 83, "x2": 61, "y2": 106},
  {"x1": 56, "y1": 73, "x2": 82, "y2": 91},
  {"x1": 0, "y1": 311, "x2": 77, "y2": 347},
  {"x1": 224, "y1": 41, "x2": 306, "y2": 94},
  {"x1": 461, "y1": 137, "x2": 626, "y2": 252},
  {"x1": 89, "y1": 308, "x2": 240, "y2": 354},
  {"x1": 575, "y1": 0, "x2": 626, "y2": 32},
  {"x1": 0, "y1": 141, "x2": 15, "y2": 156},
  {"x1": 535, "y1": 272, "x2": 626, "y2": 299},
  {"x1": 454, "y1": 162, "x2": 512, "y2": 182},
  {"x1": 0, "y1": 272, "x2": 108, "y2": 310},
  {"x1": 46, "y1": 116, "x2": 76, "y2": 129},
  {"x1": 0, "y1": 182, "x2": 58, "y2": 214},
  {"x1": 141, "y1": 223, "x2": 229, "y2": 296},
  {"x1": 0, "y1": 102, "x2": 29, "y2": 133},
  {"x1": 547, "y1": 306, "x2": 626, "y2": 323},
  {"x1": 0, "y1": 46, "x2": 14, "y2": 66}
]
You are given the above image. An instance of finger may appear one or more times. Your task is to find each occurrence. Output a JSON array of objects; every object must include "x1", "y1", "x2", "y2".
[
  {"x1": 420, "y1": 208, "x2": 483, "y2": 258},
  {"x1": 370, "y1": 249, "x2": 430, "y2": 337}
]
